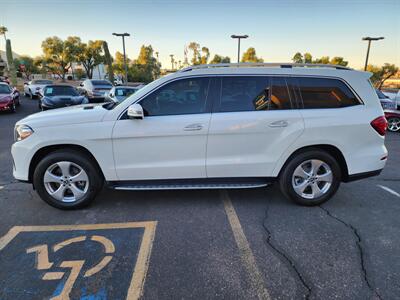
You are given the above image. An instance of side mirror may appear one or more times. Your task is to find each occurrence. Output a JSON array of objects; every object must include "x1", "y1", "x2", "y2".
[
  {"x1": 127, "y1": 103, "x2": 144, "y2": 120},
  {"x1": 79, "y1": 83, "x2": 84, "y2": 87}
]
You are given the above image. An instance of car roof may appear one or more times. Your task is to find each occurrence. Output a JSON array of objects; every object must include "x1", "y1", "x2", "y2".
[{"x1": 0, "y1": 82, "x2": 8, "y2": 86}]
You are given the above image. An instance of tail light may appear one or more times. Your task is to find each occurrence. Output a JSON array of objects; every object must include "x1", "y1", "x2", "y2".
[{"x1": 370, "y1": 116, "x2": 387, "y2": 136}]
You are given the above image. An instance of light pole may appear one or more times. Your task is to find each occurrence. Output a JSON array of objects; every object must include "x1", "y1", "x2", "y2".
[
  {"x1": 231, "y1": 34, "x2": 248, "y2": 63},
  {"x1": 113, "y1": 32, "x2": 130, "y2": 83},
  {"x1": 362, "y1": 36, "x2": 384, "y2": 71},
  {"x1": 170, "y1": 54, "x2": 174, "y2": 70}
]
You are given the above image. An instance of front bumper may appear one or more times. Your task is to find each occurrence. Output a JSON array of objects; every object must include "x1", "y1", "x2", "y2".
[{"x1": 11, "y1": 140, "x2": 34, "y2": 182}]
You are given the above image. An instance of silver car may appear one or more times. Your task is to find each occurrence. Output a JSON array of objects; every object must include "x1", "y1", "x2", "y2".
[{"x1": 105, "y1": 86, "x2": 142, "y2": 103}]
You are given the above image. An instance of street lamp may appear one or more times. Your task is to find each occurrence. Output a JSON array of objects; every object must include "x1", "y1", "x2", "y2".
[
  {"x1": 112, "y1": 32, "x2": 130, "y2": 83},
  {"x1": 362, "y1": 36, "x2": 384, "y2": 71},
  {"x1": 231, "y1": 34, "x2": 248, "y2": 63}
]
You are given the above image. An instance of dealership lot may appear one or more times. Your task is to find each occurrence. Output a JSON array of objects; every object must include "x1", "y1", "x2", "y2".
[{"x1": 1, "y1": 97, "x2": 399, "y2": 299}]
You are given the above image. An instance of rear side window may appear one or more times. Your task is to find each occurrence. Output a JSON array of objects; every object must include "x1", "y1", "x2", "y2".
[
  {"x1": 296, "y1": 77, "x2": 360, "y2": 109},
  {"x1": 218, "y1": 76, "x2": 292, "y2": 112}
]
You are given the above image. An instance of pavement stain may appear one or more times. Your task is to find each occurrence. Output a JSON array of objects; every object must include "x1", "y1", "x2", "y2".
[
  {"x1": 262, "y1": 198, "x2": 312, "y2": 300},
  {"x1": 319, "y1": 205, "x2": 383, "y2": 300}
]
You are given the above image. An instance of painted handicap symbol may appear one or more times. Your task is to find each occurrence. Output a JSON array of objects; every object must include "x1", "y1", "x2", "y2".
[{"x1": 26, "y1": 235, "x2": 115, "y2": 300}]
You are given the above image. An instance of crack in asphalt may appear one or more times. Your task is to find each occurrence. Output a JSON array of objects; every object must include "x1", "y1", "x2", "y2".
[
  {"x1": 262, "y1": 200, "x2": 312, "y2": 300},
  {"x1": 319, "y1": 205, "x2": 383, "y2": 300}
]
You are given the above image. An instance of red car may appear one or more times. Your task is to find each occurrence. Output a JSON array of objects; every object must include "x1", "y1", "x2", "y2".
[
  {"x1": 0, "y1": 82, "x2": 19, "y2": 113},
  {"x1": 385, "y1": 110, "x2": 400, "y2": 132}
]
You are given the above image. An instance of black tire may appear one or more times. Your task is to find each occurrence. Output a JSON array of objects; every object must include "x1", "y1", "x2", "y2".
[
  {"x1": 9, "y1": 101, "x2": 16, "y2": 113},
  {"x1": 33, "y1": 150, "x2": 103, "y2": 209},
  {"x1": 279, "y1": 149, "x2": 341, "y2": 206}
]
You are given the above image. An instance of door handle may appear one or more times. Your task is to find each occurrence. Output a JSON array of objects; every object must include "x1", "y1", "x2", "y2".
[
  {"x1": 183, "y1": 124, "x2": 204, "y2": 131},
  {"x1": 269, "y1": 120, "x2": 289, "y2": 128}
]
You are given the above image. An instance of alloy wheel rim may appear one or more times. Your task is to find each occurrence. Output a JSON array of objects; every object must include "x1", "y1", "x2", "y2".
[
  {"x1": 388, "y1": 118, "x2": 400, "y2": 132},
  {"x1": 43, "y1": 161, "x2": 89, "y2": 203},
  {"x1": 292, "y1": 159, "x2": 333, "y2": 199}
]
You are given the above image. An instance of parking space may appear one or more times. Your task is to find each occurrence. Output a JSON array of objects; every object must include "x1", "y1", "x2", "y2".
[{"x1": 1, "y1": 97, "x2": 400, "y2": 299}]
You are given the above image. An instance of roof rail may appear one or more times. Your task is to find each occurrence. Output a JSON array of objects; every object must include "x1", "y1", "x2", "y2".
[{"x1": 179, "y1": 62, "x2": 352, "y2": 72}]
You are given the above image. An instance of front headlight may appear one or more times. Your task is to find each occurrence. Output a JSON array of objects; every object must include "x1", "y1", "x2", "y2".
[{"x1": 14, "y1": 124, "x2": 34, "y2": 142}]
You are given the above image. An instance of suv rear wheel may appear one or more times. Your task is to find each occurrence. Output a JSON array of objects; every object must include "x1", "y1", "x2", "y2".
[
  {"x1": 33, "y1": 150, "x2": 103, "y2": 209},
  {"x1": 279, "y1": 150, "x2": 341, "y2": 206}
]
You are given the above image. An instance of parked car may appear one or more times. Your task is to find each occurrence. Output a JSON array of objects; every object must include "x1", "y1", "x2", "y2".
[
  {"x1": 12, "y1": 63, "x2": 388, "y2": 209},
  {"x1": 384, "y1": 111, "x2": 400, "y2": 132},
  {"x1": 78, "y1": 79, "x2": 113, "y2": 103},
  {"x1": 105, "y1": 86, "x2": 141, "y2": 103},
  {"x1": 38, "y1": 85, "x2": 89, "y2": 110},
  {"x1": 0, "y1": 82, "x2": 19, "y2": 112},
  {"x1": 382, "y1": 89, "x2": 400, "y2": 109},
  {"x1": 24, "y1": 79, "x2": 53, "y2": 99},
  {"x1": 376, "y1": 89, "x2": 396, "y2": 110}
]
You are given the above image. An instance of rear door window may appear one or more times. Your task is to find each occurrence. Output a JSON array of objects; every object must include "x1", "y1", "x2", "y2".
[
  {"x1": 296, "y1": 77, "x2": 360, "y2": 109},
  {"x1": 217, "y1": 76, "x2": 292, "y2": 112}
]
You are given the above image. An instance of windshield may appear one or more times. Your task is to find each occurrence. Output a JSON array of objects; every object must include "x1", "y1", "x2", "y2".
[
  {"x1": 92, "y1": 80, "x2": 112, "y2": 86},
  {"x1": 0, "y1": 85, "x2": 11, "y2": 94},
  {"x1": 33, "y1": 80, "x2": 53, "y2": 85},
  {"x1": 44, "y1": 86, "x2": 79, "y2": 96},
  {"x1": 115, "y1": 88, "x2": 137, "y2": 98}
]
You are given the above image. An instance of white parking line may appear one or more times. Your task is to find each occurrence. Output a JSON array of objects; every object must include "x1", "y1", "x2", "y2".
[
  {"x1": 377, "y1": 185, "x2": 400, "y2": 198},
  {"x1": 221, "y1": 190, "x2": 271, "y2": 300},
  {"x1": 0, "y1": 186, "x2": 3, "y2": 190}
]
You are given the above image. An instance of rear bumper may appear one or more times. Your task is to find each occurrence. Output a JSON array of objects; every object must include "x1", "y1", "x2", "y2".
[
  {"x1": 343, "y1": 169, "x2": 383, "y2": 182},
  {"x1": 0, "y1": 101, "x2": 12, "y2": 110}
]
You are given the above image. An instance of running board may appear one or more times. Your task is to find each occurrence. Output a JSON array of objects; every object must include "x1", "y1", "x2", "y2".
[{"x1": 107, "y1": 178, "x2": 272, "y2": 191}]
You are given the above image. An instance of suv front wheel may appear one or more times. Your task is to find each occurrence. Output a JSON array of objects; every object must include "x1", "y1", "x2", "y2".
[
  {"x1": 279, "y1": 150, "x2": 341, "y2": 206},
  {"x1": 33, "y1": 150, "x2": 103, "y2": 209}
]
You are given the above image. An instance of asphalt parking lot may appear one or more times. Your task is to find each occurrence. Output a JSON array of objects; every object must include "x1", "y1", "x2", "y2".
[{"x1": 1, "y1": 96, "x2": 399, "y2": 300}]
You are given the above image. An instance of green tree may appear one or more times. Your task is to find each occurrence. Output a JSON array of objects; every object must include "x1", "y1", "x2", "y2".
[
  {"x1": 76, "y1": 40, "x2": 104, "y2": 79},
  {"x1": 209, "y1": 54, "x2": 231, "y2": 64},
  {"x1": 313, "y1": 56, "x2": 330, "y2": 64},
  {"x1": 241, "y1": 47, "x2": 263, "y2": 63},
  {"x1": 303, "y1": 53, "x2": 312, "y2": 63},
  {"x1": 200, "y1": 47, "x2": 210, "y2": 64},
  {"x1": 292, "y1": 52, "x2": 303, "y2": 63},
  {"x1": 329, "y1": 56, "x2": 348, "y2": 66},
  {"x1": 130, "y1": 45, "x2": 160, "y2": 83},
  {"x1": 6, "y1": 39, "x2": 17, "y2": 85},
  {"x1": 188, "y1": 42, "x2": 201, "y2": 65},
  {"x1": 112, "y1": 51, "x2": 130, "y2": 75},
  {"x1": 103, "y1": 41, "x2": 114, "y2": 83},
  {"x1": 13, "y1": 55, "x2": 38, "y2": 79},
  {"x1": 41, "y1": 36, "x2": 73, "y2": 80},
  {"x1": 367, "y1": 63, "x2": 399, "y2": 89}
]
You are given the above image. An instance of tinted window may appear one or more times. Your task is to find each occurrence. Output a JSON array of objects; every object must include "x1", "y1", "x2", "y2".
[
  {"x1": 375, "y1": 89, "x2": 388, "y2": 99},
  {"x1": 0, "y1": 84, "x2": 11, "y2": 94},
  {"x1": 219, "y1": 76, "x2": 292, "y2": 112},
  {"x1": 140, "y1": 78, "x2": 210, "y2": 116},
  {"x1": 44, "y1": 86, "x2": 78, "y2": 96},
  {"x1": 297, "y1": 77, "x2": 359, "y2": 109},
  {"x1": 116, "y1": 88, "x2": 137, "y2": 97},
  {"x1": 33, "y1": 80, "x2": 52, "y2": 85},
  {"x1": 92, "y1": 80, "x2": 112, "y2": 86}
]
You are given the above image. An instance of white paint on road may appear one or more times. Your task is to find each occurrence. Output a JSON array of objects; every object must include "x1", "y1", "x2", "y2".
[
  {"x1": 377, "y1": 185, "x2": 400, "y2": 198},
  {"x1": 221, "y1": 190, "x2": 271, "y2": 300},
  {"x1": 0, "y1": 186, "x2": 3, "y2": 190}
]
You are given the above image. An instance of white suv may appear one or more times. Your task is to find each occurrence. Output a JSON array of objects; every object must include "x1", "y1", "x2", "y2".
[{"x1": 12, "y1": 63, "x2": 388, "y2": 209}]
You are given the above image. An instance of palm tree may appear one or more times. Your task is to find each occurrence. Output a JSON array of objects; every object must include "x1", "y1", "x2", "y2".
[{"x1": 0, "y1": 26, "x2": 7, "y2": 43}]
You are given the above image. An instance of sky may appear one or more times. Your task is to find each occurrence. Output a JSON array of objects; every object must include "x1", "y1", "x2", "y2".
[{"x1": 0, "y1": 0, "x2": 399, "y2": 69}]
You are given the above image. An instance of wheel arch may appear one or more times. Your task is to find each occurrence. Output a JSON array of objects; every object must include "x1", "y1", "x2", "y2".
[
  {"x1": 277, "y1": 144, "x2": 349, "y2": 182},
  {"x1": 29, "y1": 144, "x2": 105, "y2": 184}
]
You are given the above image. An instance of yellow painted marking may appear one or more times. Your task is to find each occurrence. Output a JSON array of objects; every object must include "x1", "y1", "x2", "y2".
[
  {"x1": 26, "y1": 244, "x2": 53, "y2": 270},
  {"x1": 84, "y1": 255, "x2": 113, "y2": 277},
  {"x1": 127, "y1": 221, "x2": 157, "y2": 300},
  {"x1": 0, "y1": 222, "x2": 157, "y2": 300},
  {"x1": 221, "y1": 190, "x2": 271, "y2": 300},
  {"x1": 50, "y1": 260, "x2": 84, "y2": 300},
  {"x1": 43, "y1": 272, "x2": 65, "y2": 280},
  {"x1": 53, "y1": 236, "x2": 87, "y2": 252},
  {"x1": 91, "y1": 235, "x2": 115, "y2": 253}
]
